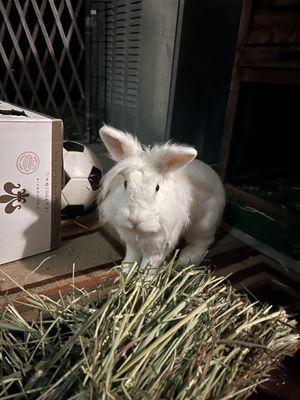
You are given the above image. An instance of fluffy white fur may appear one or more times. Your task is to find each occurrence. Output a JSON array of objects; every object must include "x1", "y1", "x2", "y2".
[{"x1": 99, "y1": 125, "x2": 225, "y2": 272}]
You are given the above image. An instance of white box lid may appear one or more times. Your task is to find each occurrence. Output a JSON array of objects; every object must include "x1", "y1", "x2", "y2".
[{"x1": 0, "y1": 101, "x2": 53, "y2": 122}]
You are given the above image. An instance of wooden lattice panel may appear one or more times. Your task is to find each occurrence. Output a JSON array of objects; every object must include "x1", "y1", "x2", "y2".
[{"x1": 0, "y1": 0, "x2": 86, "y2": 140}]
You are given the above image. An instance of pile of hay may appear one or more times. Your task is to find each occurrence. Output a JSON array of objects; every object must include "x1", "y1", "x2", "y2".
[{"x1": 0, "y1": 259, "x2": 299, "y2": 400}]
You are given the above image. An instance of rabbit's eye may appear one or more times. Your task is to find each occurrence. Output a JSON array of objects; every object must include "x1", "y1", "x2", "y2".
[
  {"x1": 124, "y1": 180, "x2": 128, "y2": 189},
  {"x1": 156, "y1": 184, "x2": 160, "y2": 192}
]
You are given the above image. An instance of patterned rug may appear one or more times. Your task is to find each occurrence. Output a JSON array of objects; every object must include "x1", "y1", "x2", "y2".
[{"x1": 1, "y1": 213, "x2": 299, "y2": 321}]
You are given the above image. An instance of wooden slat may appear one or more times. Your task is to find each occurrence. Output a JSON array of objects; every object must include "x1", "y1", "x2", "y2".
[
  {"x1": 50, "y1": 1, "x2": 85, "y2": 116},
  {"x1": 3, "y1": 0, "x2": 29, "y2": 98},
  {"x1": 260, "y1": 0, "x2": 300, "y2": 5},
  {"x1": 13, "y1": 0, "x2": 61, "y2": 117},
  {"x1": 65, "y1": 0, "x2": 85, "y2": 49},
  {"x1": 220, "y1": 0, "x2": 300, "y2": 189},
  {"x1": 239, "y1": 45, "x2": 300, "y2": 69},
  {"x1": 27, "y1": 0, "x2": 64, "y2": 114},
  {"x1": 0, "y1": 80, "x2": 8, "y2": 102},
  {"x1": 17, "y1": 0, "x2": 52, "y2": 111},
  {"x1": 0, "y1": 1, "x2": 11, "y2": 103},
  {"x1": 219, "y1": 0, "x2": 253, "y2": 179},
  {"x1": 241, "y1": 66, "x2": 300, "y2": 85},
  {"x1": 0, "y1": 0, "x2": 87, "y2": 140},
  {"x1": 84, "y1": 0, "x2": 92, "y2": 142},
  {"x1": 48, "y1": 0, "x2": 85, "y2": 102},
  {"x1": 0, "y1": 1, "x2": 43, "y2": 110},
  {"x1": 30, "y1": 0, "x2": 82, "y2": 134},
  {"x1": 2, "y1": 1, "x2": 15, "y2": 96},
  {"x1": 0, "y1": 42, "x2": 25, "y2": 105},
  {"x1": 248, "y1": 6, "x2": 300, "y2": 46}
]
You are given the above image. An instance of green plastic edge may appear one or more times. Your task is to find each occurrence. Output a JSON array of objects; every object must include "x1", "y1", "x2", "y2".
[{"x1": 223, "y1": 198, "x2": 300, "y2": 260}]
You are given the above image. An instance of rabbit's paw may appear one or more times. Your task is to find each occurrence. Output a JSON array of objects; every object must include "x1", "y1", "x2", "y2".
[
  {"x1": 177, "y1": 245, "x2": 208, "y2": 266},
  {"x1": 120, "y1": 262, "x2": 133, "y2": 274}
]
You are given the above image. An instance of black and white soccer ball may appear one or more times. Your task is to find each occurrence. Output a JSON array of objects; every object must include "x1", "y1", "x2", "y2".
[{"x1": 61, "y1": 141, "x2": 103, "y2": 218}]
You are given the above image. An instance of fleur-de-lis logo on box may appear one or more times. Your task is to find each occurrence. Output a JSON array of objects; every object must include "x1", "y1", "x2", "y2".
[{"x1": 0, "y1": 182, "x2": 30, "y2": 214}]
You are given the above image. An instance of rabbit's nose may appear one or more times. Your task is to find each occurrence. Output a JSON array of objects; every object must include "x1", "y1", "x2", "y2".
[{"x1": 129, "y1": 217, "x2": 141, "y2": 226}]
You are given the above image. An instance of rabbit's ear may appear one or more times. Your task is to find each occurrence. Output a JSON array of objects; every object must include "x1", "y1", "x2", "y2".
[
  {"x1": 99, "y1": 125, "x2": 142, "y2": 161},
  {"x1": 156, "y1": 144, "x2": 197, "y2": 174}
]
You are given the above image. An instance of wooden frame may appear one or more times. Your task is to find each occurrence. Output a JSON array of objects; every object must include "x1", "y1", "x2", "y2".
[
  {"x1": 219, "y1": 0, "x2": 300, "y2": 228},
  {"x1": 0, "y1": 0, "x2": 86, "y2": 140}
]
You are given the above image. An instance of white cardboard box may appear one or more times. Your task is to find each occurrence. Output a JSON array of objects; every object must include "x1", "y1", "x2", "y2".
[{"x1": 0, "y1": 101, "x2": 63, "y2": 265}]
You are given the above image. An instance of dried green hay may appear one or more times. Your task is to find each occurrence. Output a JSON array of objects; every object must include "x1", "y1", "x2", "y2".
[{"x1": 0, "y1": 258, "x2": 299, "y2": 400}]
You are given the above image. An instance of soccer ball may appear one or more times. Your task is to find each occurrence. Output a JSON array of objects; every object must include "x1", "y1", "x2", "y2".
[{"x1": 61, "y1": 141, "x2": 103, "y2": 218}]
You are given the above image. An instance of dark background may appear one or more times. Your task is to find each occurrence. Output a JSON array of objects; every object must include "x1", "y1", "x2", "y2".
[{"x1": 170, "y1": 0, "x2": 241, "y2": 164}]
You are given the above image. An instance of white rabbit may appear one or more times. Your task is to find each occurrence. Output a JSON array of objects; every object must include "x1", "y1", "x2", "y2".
[{"x1": 99, "y1": 125, "x2": 225, "y2": 272}]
